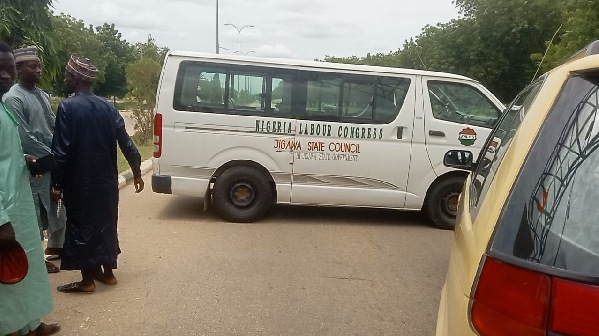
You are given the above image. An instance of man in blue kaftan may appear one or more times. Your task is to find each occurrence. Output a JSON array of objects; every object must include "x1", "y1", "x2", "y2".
[{"x1": 52, "y1": 56, "x2": 144, "y2": 293}]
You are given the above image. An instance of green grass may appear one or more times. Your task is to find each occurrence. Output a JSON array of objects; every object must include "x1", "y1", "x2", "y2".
[{"x1": 117, "y1": 143, "x2": 153, "y2": 174}]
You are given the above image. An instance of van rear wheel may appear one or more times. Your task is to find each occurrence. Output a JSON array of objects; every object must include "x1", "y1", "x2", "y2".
[
  {"x1": 213, "y1": 166, "x2": 272, "y2": 222},
  {"x1": 425, "y1": 176, "x2": 465, "y2": 230}
]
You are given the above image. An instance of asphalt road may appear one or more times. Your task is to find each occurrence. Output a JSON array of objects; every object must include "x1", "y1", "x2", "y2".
[
  {"x1": 120, "y1": 111, "x2": 135, "y2": 135},
  {"x1": 45, "y1": 178, "x2": 454, "y2": 336}
]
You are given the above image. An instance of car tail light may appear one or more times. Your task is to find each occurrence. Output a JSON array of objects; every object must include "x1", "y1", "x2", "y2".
[
  {"x1": 470, "y1": 255, "x2": 599, "y2": 336},
  {"x1": 470, "y1": 256, "x2": 551, "y2": 336},
  {"x1": 550, "y1": 279, "x2": 599, "y2": 336},
  {"x1": 153, "y1": 113, "x2": 162, "y2": 158}
]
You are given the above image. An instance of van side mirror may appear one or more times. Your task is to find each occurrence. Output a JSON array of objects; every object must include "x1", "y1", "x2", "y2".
[{"x1": 444, "y1": 150, "x2": 474, "y2": 170}]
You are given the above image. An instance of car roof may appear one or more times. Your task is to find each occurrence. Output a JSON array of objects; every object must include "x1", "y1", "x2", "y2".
[{"x1": 168, "y1": 50, "x2": 475, "y2": 81}]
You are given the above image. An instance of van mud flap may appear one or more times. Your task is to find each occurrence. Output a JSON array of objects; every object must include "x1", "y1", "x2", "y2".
[{"x1": 203, "y1": 187, "x2": 211, "y2": 211}]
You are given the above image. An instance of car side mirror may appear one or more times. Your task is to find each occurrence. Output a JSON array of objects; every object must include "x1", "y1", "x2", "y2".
[{"x1": 444, "y1": 150, "x2": 474, "y2": 171}]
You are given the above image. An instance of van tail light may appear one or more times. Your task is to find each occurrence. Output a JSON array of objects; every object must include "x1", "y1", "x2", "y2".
[
  {"x1": 550, "y1": 279, "x2": 599, "y2": 336},
  {"x1": 153, "y1": 113, "x2": 162, "y2": 158},
  {"x1": 470, "y1": 255, "x2": 599, "y2": 336}
]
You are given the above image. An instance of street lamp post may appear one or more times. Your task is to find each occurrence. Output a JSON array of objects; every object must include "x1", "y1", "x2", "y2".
[
  {"x1": 215, "y1": 0, "x2": 219, "y2": 54},
  {"x1": 224, "y1": 23, "x2": 254, "y2": 54}
]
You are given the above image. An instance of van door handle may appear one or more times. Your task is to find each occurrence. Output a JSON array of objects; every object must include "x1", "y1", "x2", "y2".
[
  {"x1": 429, "y1": 130, "x2": 445, "y2": 137},
  {"x1": 397, "y1": 127, "x2": 404, "y2": 139}
]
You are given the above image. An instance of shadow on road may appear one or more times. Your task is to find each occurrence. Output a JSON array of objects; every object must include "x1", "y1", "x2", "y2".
[
  {"x1": 156, "y1": 196, "x2": 218, "y2": 221},
  {"x1": 158, "y1": 196, "x2": 432, "y2": 228},
  {"x1": 266, "y1": 204, "x2": 431, "y2": 228}
]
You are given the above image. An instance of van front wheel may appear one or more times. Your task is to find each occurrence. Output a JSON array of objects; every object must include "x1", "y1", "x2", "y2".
[
  {"x1": 213, "y1": 166, "x2": 272, "y2": 222},
  {"x1": 425, "y1": 176, "x2": 465, "y2": 230}
]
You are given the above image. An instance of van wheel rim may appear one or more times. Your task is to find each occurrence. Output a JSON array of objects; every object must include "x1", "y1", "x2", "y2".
[
  {"x1": 230, "y1": 182, "x2": 255, "y2": 207},
  {"x1": 442, "y1": 191, "x2": 460, "y2": 217}
]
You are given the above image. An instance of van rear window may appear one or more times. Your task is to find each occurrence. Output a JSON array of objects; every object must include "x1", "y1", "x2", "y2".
[{"x1": 491, "y1": 75, "x2": 599, "y2": 280}]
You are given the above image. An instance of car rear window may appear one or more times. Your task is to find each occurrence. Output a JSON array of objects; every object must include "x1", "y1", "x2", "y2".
[
  {"x1": 469, "y1": 77, "x2": 544, "y2": 220},
  {"x1": 491, "y1": 74, "x2": 599, "y2": 279}
]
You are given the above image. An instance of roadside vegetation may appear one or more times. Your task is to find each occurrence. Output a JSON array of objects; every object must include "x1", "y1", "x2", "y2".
[
  {"x1": 1, "y1": 0, "x2": 167, "y2": 149},
  {"x1": 322, "y1": 0, "x2": 599, "y2": 103},
  {"x1": 117, "y1": 142, "x2": 153, "y2": 174},
  {"x1": 3, "y1": 0, "x2": 598, "y2": 137}
]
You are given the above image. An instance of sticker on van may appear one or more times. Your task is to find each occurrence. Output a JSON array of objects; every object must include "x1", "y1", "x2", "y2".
[{"x1": 459, "y1": 128, "x2": 477, "y2": 146}]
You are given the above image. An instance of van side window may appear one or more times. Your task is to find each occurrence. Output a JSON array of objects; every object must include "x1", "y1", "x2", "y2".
[
  {"x1": 428, "y1": 81, "x2": 500, "y2": 128},
  {"x1": 298, "y1": 71, "x2": 411, "y2": 124},
  {"x1": 229, "y1": 71, "x2": 266, "y2": 113},
  {"x1": 174, "y1": 62, "x2": 297, "y2": 118},
  {"x1": 342, "y1": 79, "x2": 373, "y2": 122},
  {"x1": 375, "y1": 77, "x2": 411, "y2": 124},
  {"x1": 303, "y1": 72, "x2": 343, "y2": 121},
  {"x1": 469, "y1": 77, "x2": 544, "y2": 220},
  {"x1": 175, "y1": 63, "x2": 227, "y2": 113},
  {"x1": 270, "y1": 74, "x2": 294, "y2": 116}
]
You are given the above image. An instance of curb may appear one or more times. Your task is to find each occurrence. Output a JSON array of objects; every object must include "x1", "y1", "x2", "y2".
[{"x1": 118, "y1": 158, "x2": 153, "y2": 190}]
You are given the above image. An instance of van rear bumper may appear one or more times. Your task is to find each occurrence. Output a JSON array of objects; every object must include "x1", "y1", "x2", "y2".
[{"x1": 152, "y1": 174, "x2": 172, "y2": 194}]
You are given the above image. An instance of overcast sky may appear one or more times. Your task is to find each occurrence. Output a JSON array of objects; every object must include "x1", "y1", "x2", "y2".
[{"x1": 52, "y1": 0, "x2": 460, "y2": 60}]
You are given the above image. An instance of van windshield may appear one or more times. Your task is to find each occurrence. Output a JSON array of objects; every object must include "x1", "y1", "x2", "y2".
[{"x1": 491, "y1": 75, "x2": 599, "y2": 279}]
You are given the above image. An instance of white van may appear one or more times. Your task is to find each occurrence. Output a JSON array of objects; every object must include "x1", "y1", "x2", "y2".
[{"x1": 152, "y1": 51, "x2": 504, "y2": 229}]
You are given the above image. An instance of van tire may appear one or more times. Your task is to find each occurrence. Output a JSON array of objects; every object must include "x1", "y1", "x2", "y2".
[
  {"x1": 213, "y1": 166, "x2": 272, "y2": 222},
  {"x1": 425, "y1": 176, "x2": 465, "y2": 230}
]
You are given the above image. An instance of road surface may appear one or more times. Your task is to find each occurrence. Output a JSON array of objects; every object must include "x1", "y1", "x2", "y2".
[
  {"x1": 46, "y1": 178, "x2": 454, "y2": 335},
  {"x1": 120, "y1": 110, "x2": 135, "y2": 135}
]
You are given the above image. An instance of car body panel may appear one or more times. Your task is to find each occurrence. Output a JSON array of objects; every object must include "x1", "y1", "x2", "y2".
[{"x1": 436, "y1": 54, "x2": 599, "y2": 335}]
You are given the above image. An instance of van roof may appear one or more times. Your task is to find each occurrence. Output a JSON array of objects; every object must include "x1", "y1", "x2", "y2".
[{"x1": 168, "y1": 50, "x2": 474, "y2": 82}]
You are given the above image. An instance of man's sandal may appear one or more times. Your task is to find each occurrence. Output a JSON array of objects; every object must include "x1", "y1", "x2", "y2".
[
  {"x1": 30, "y1": 322, "x2": 60, "y2": 336},
  {"x1": 45, "y1": 261, "x2": 59, "y2": 274},
  {"x1": 57, "y1": 282, "x2": 95, "y2": 293}
]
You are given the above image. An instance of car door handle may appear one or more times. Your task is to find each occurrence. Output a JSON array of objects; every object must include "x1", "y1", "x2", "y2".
[{"x1": 429, "y1": 130, "x2": 445, "y2": 137}]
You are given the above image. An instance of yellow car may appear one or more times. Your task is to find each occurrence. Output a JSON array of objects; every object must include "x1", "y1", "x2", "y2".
[{"x1": 436, "y1": 40, "x2": 599, "y2": 336}]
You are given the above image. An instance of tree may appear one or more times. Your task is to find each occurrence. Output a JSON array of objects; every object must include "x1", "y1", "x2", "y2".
[
  {"x1": 50, "y1": 14, "x2": 107, "y2": 96},
  {"x1": 134, "y1": 35, "x2": 169, "y2": 65},
  {"x1": 207, "y1": 74, "x2": 224, "y2": 103},
  {"x1": 271, "y1": 81, "x2": 285, "y2": 101},
  {"x1": 94, "y1": 23, "x2": 135, "y2": 98},
  {"x1": 126, "y1": 57, "x2": 161, "y2": 145},
  {"x1": 324, "y1": 0, "x2": 563, "y2": 102},
  {"x1": 463, "y1": 0, "x2": 561, "y2": 100},
  {"x1": 537, "y1": 0, "x2": 599, "y2": 72},
  {"x1": 125, "y1": 36, "x2": 169, "y2": 144},
  {"x1": 0, "y1": 0, "x2": 59, "y2": 89}
]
